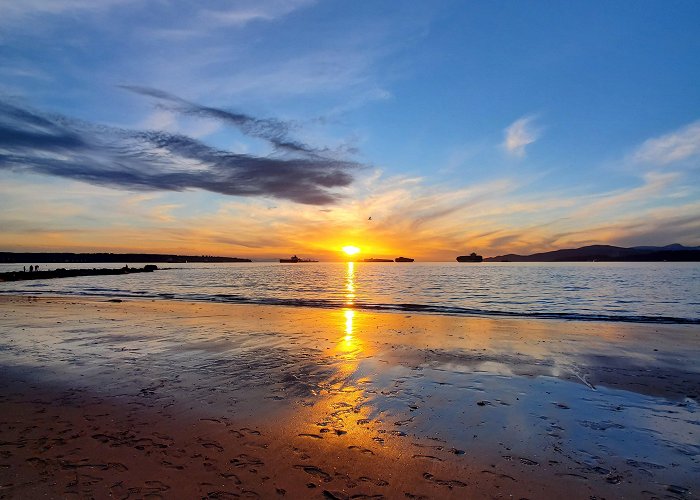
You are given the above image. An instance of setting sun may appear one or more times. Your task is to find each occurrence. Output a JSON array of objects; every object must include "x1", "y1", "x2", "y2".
[{"x1": 342, "y1": 245, "x2": 360, "y2": 256}]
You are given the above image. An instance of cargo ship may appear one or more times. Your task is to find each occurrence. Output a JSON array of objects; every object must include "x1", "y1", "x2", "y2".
[
  {"x1": 279, "y1": 255, "x2": 318, "y2": 263},
  {"x1": 456, "y1": 252, "x2": 483, "y2": 262}
]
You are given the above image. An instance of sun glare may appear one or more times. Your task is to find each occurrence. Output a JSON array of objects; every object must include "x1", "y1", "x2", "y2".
[{"x1": 342, "y1": 245, "x2": 360, "y2": 256}]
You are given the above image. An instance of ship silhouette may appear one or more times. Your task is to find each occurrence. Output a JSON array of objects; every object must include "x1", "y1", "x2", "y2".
[
  {"x1": 456, "y1": 252, "x2": 483, "y2": 262},
  {"x1": 279, "y1": 255, "x2": 318, "y2": 263}
]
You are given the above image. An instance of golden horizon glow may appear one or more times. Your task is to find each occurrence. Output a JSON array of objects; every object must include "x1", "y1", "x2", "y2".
[{"x1": 342, "y1": 245, "x2": 360, "y2": 256}]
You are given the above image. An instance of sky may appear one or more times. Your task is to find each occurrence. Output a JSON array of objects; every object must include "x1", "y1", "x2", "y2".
[{"x1": 1, "y1": 0, "x2": 699, "y2": 261}]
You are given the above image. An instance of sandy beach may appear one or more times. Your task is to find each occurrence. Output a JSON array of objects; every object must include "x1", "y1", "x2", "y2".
[{"x1": 0, "y1": 295, "x2": 698, "y2": 499}]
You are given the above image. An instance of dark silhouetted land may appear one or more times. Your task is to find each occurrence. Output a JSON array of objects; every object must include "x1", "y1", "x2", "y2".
[
  {"x1": 0, "y1": 265, "x2": 159, "y2": 282},
  {"x1": 0, "y1": 252, "x2": 252, "y2": 263},
  {"x1": 485, "y1": 243, "x2": 700, "y2": 262}
]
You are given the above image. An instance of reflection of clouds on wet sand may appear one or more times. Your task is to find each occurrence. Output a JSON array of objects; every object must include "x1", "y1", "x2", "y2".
[{"x1": 0, "y1": 295, "x2": 698, "y2": 497}]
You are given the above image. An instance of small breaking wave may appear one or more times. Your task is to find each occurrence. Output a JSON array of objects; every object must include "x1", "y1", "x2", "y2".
[{"x1": 1, "y1": 288, "x2": 698, "y2": 325}]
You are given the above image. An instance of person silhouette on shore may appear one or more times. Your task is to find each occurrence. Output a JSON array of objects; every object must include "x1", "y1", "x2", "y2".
[
  {"x1": 29, "y1": 265, "x2": 34, "y2": 272},
  {"x1": 23, "y1": 266, "x2": 26, "y2": 272}
]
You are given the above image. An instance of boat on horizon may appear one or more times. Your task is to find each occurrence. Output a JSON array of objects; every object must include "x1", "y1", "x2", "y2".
[
  {"x1": 279, "y1": 255, "x2": 318, "y2": 263},
  {"x1": 456, "y1": 252, "x2": 483, "y2": 263},
  {"x1": 395, "y1": 257, "x2": 414, "y2": 262}
]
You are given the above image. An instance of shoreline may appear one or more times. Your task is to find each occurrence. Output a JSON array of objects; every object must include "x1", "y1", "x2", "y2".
[
  {"x1": 1, "y1": 290, "x2": 697, "y2": 325},
  {"x1": 1, "y1": 295, "x2": 699, "y2": 498}
]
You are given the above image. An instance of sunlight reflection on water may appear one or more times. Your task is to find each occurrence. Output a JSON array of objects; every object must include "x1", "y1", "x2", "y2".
[{"x1": 1, "y1": 261, "x2": 698, "y2": 322}]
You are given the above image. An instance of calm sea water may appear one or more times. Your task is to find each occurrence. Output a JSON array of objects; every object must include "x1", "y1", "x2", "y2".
[{"x1": 1, "y1": 262, "x2": 699, "y2": 324}]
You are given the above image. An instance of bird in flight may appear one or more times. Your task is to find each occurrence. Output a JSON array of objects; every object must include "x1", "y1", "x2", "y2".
[{"x1": 368, "y1": 216, "x2": 372, "y2": 220}]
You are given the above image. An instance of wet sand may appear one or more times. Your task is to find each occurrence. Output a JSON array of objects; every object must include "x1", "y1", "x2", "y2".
[{"x1": 0, "y1": 295, "x2": 698, "y2": 499}]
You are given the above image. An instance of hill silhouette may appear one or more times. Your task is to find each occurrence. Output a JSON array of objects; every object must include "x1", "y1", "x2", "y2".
[{"x1": 485, "y1": 244, "x2": 700, "y2": 262}]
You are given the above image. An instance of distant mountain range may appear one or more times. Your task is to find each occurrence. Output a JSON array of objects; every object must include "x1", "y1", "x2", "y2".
[
  {"x1": 0, "y1": 252, "x2": 252, "y2": 263},
  {"x1": 484, "y1": 244, "x2": 700, "y2": 262}
]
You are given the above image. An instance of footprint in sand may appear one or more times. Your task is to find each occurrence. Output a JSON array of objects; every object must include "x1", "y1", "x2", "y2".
[
  {"x1": 243, "y1": 441, "x2": 269, "y2": 449},
  {"x1": 319, "y1": 428, "x2": 347, "y2": 436},
  {"x1": 293, "y1": 464, "x2": 332, "y2": 482},
  {"x1": 358, "y1": 476, "x2": 389, "y2": 487},
  {"x1": 394, "y1": 417, "x2": 414, "y2": 426},
  {"x1": 292, "y1": 447, "x2": 311, "y2": 460},
  {"x1": 348, "y1": 445, "x2": 374, "y2": 455},
  {"x1": 220, "y1": 472, "x2": 242, "y2": 484},
  {"x1": 481, "y1": 470, "x2": 516, "y2": 481},
  {"x1": 321, "y1": 490, "x2": 355, "y2": 499},
  {"x1": 229, "y1": 454, "x2": 263, "y2": 469},
  {"x1": 412, "y1": 454, "x2": 442, "y2": 462},
  {"x1": 404, "y1": 493, "x2": 429, "y2": 500},
  {"x1": 197, "y1": 438, "x2": 224, "y2": 452},
  {"x1": 422, "y1": 472, "x2": 467, "y2": 489},
  {"x1": 160, "y1": 460, "x2": 184, "y2": 470},
  {"x1": 518, "y1": 457, "x2": 539, "y2": 466},
  {"x1": 205, "y1": 491, "x2": 240, "y2": 499},
  {"x1": 298, "y1": 433, "x2": 323, "y2": 439},
  {"x1": 144, "y1": 480, "x2": 170, "y2": 491}
]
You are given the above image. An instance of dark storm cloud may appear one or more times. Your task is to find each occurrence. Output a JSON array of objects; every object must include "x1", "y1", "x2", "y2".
[
  {"x1": 121, "y1": 85, "x2": 314, "y2": 154},
  {"x1": 0, "y1": 98, "x2": 359, "y2": 205}
]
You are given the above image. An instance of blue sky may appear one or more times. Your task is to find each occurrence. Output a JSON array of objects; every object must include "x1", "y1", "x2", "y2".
[{"x1": 1, "y1": 1, "x2": 699, "y2": 259}]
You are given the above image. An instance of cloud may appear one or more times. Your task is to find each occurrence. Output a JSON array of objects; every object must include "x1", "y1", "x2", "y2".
[
  {"x1": 0, "y1": 0, "x2": 134, "y2": 22},
  {"x1": 0, "y1": 97, "x2": 359, "y2": 205},
  {"x1": 200, "y1": 0, "x2": 315, "y2": 26},
  {"x1": 0, "y1": 0, "x2": 310, "y2": 26},
  {"x1": 549, "y1": 203, "x2": 700, "y2": 250},
  {"x1": 188, "y1": 49, "x2": 380, "y2": 99},
  {"x1": 122, "y1": 85, "x2": 316, "y2": 154},
  {"x1": 631, "y1": 120, "x2": 700, "y2": 165},
  {"x1": 570, "y1": 171, "x2": 680, "y2": 219},
  {"x1": 503, "y1": 115, "x2": 541, "y2": 157}
]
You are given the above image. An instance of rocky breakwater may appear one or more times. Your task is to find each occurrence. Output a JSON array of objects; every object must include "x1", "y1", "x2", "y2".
[{"x1": 0, "y1": 265, "x2": 158, "y2": 282}]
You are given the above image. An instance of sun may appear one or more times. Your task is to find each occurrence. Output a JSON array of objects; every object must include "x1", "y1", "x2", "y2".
[{"x1": 342, "y1": 245, "x2": 360, "y2": 256}]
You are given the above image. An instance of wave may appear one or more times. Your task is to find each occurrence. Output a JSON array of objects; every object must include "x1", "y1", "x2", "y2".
[{"x1": 1, "y1": 288, "x2": 698, "y2": 325}]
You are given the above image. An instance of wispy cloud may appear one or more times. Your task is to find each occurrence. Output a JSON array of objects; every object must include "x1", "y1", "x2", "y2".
[
  {"x1": 189, "y1": 49, "x2": 381, "y2": 100},
  {"x1": 0, "y1": 0, "x2": 134, "y2": 22},
  {"x1": 0, "y1": 0, "x2": 310, "y2": 26},
  {"x1": 631, "y1": 119, "x2": 700, "y2": 165},
  {"x1": 570, "y1": 171, "x2": 680, "y2": 219},
  {"x1": 122, "y1": 85, "x2": 317, "y2": 154},
  {"x1": 0, "y1": 95, "x2": 360, "y2": 205},
  {"x1": 200, "y1": 0, "x2": 315, "y2": 27},
  {"x1": 503, "y1": 115, "x2": 541, "y2": 157}
]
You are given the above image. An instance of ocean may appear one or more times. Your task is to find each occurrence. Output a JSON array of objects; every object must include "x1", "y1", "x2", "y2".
[{"x1": 1, "y1": 261, "x2": 699, "y2": 324}]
